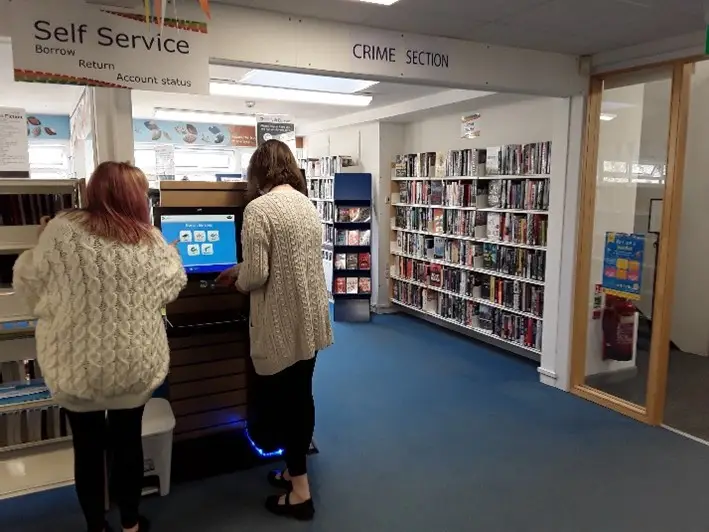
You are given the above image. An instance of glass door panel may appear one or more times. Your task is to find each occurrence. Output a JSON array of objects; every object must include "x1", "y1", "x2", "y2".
[{"x1": 581, "y1": 68, "x2": 673, "y2": 408}]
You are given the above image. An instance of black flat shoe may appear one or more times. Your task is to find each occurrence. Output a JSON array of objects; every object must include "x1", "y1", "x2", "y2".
[
  {"x1": 267, "y1": 469, "x2": 292, "y2": 490},
  {"x1": 265, "y1": 492, "x2": 315, "y2": 521}
]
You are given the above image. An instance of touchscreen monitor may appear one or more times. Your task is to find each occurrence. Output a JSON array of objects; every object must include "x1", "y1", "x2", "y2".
[{"x1": 159, "y1": 213, "x2": 239, "y2": 275}]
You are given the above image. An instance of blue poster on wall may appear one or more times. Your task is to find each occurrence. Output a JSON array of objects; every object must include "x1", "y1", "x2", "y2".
[
  {"x1": 133, "y1": 119, "x2": 256, "y2": 147},
  {"x1": 26, "y1": 114, "x2": 71, "y2": 140},
  {"x1": 602, "y1": 232, "x2": 645, "y2": 300}
]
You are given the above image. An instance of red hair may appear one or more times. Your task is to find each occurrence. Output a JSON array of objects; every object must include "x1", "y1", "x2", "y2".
[{"x1": 67, "y1": 161, "x2": 155, "y2": 245}]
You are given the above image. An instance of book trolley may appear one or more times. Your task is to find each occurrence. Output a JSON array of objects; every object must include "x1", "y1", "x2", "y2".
[
  {"x1": 389, "y1": 143, "x2": 551, "y2": 361},
  {"x1": 332, "y1": 172, "x2": 372, "y2": 322},
  {"x1": 0, "y1": 178, "x2": 85, "y2": 499}
]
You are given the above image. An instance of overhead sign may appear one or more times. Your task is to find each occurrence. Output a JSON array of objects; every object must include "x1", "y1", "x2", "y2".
[
  {"x1": 204, "y1": 6, "x2": 585, "y2": 97},
  {"x1": 8, "y1": 0, "x2": 209, "y2": 93},
  {"x1": 0, "y1": 108, "x2": 30, "y2": 178}
]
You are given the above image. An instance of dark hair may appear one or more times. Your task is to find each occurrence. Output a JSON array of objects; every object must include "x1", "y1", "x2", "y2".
[
  {"x1": 247, "y1": 139, "x2": 307, "y2": 200},
  {"x1": 64, "y1": 161, "x2": 155, "y2": 245}
]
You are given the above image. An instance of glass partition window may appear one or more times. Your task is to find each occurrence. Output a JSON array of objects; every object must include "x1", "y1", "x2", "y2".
[
  {"x1": 134, "y1": 145, "x2": 241, "y2": 181},
  {"x1": 28, "y1": 143, "x2": 71, "y2": 179},
  {"x1": 581, "y1": 69, "x2": 673, "y2": 407}
]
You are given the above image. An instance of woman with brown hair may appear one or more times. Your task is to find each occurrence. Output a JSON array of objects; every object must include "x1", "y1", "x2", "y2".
[
  {"x1": 13, "y1": 162, "x2": 187, "y2": 532},
  {"x1": 216, "y1": 139, "x2": 333, "y2": 521}
]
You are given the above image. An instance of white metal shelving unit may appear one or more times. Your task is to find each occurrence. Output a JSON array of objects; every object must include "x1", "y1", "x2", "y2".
[
  {"x1": 301, "y1": 156, "x2": 358, "y2": 303},
  {"x1": 0, "y1": 178, "x2": 83, "y2": 500},
  {"x1": 389, "y1": 146, "x2": 551, "y2": 361}
]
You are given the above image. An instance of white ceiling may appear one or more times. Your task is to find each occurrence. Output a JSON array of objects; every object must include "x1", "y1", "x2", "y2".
[
  {"x1": 214, "y1": 0, "x2": 704, "y2": 55},
  {"x1": 0, "y1": 42, "x2": 446, "y2": 123}
]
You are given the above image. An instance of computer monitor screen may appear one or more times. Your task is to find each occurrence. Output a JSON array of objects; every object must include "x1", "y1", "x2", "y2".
[{"x1": 159, "y1": 213, "x2": 239, "y2": 275}]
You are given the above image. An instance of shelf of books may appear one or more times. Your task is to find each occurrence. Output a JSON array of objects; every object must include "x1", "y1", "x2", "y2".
[
  {"x1": 389, "y1": 143, "x2": 551, "y2": 361},
  {"x1": 333, "y1": 172, "x2": 372, "y2": 322},
  {"x1": 301, "y1": 156, "x2": 358, "y2": 301},
  {"x1": 0, "y1": 178, "x2": 84, "y2": 499}
]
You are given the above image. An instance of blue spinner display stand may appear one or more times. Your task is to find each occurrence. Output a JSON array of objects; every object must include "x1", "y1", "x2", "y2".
[{"x1": 333, "y1": 172, "x2": 372, "y2": 323}]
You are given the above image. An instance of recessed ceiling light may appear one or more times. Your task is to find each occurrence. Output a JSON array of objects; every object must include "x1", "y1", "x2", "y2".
[
  {"x1": 154, "y1": 108, "x2": 256, "y2": 125},
  {"x1": 600, "y1": 113, "x2": 617, "y2": 121},
  {"x1": 358, "y1": 0, "x2": 400, "y2": 5},
  {"x1": 210, "y1": 81, "x2": 373, "y2": 107}
]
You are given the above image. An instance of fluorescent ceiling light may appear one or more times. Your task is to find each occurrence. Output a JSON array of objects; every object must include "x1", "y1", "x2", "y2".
[
  {"x1": 210, "y1": 81, "x2": 373, "y2": 107},
  {"x1": 600, "y1": 113, "x2": 617, "y2": 121},
  {"x1": 358, "y1": 0, "x2": 400, "y2": 4},
  {"x1": 154, "y1": 108, "x2": 256, "y2": 125},
  {"x1": 238, "y1": 70, "x2": 378, "y2": 94}
]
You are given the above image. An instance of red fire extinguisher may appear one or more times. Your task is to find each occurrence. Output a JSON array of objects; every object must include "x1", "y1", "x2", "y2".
[{"x1": 601, "y1": 294, "x2": 636, "y2": 361}]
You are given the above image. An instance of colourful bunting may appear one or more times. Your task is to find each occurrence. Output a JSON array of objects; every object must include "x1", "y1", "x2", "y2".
[{"x1": 142, "y1": 0, "x2": 210, "y2": 24}]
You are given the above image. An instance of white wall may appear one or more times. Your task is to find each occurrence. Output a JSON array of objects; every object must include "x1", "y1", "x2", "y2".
[
  {"x1": 404, "y1": 97, "x2": 557, "y2": 153},
  {"x1": 672, "y1": 61, "x2": 709, "y2": 356},
  {"x1": 377, "y1": 123, "x2": 406, "y2": 309}
]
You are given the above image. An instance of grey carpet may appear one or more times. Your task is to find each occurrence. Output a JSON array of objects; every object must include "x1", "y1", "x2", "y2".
[
  {"x1": 589, "y1": 318, "x2": 709, "y2": 441},
  {"x1": 3, "y1": 314, "x2": 709, "y2": 531}
]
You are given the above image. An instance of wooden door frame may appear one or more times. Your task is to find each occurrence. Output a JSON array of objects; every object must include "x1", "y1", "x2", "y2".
[{"x1": 569, "y1": 61, "x2": 693, "y2": 424}]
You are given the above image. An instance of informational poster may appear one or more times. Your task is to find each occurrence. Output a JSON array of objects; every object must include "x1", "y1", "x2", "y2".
[
  {"x1": 134, "y1": 120, "x2": 256, "y2": 147},
  {"x1": 460, "y1": 113, "x2": 481, "y2": 139},
  {"x1": 155, "y1": 144, "x2": 175, "y2": 181},
  {"x1": 602, "y1": 232, "x2": 645, "y2": 300},
  {"x1": 26, "y1": 114, "x2": 72, "y2": 141},
  {"x1": 8, "y1": 0, "x2": 209, "y2": 94},
  {"x1": 0, "y1": 107, "x2": 30, "y2": 178},
  {"x1": 592, "y1": 284, "x2": 603, "y2": 319},
  {"x1": 256, "y1": 115, "x2": 295, "y2": 152}
]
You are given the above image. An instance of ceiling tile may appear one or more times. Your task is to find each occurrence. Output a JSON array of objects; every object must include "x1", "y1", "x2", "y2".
[
  {"x1": 496, "y1": 0, "x2": 703, "y2": 53},
  {"x1": 214, "y1": 0, "x2": 704, "y2": 55},
  {"x1": 469, "y1": 21, "x2": 611, "y2": 55},
  {"x1": 390, "y1": 0, "x2": 554, "y2": 24}
]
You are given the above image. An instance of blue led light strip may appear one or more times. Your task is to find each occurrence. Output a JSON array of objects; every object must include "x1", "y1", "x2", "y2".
[{"x1": 244, "y1": 426, "x2": 284, "y2": 458}]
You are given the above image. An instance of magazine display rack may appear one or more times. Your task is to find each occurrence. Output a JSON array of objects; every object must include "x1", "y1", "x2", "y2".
[
  {"x1": 332, "y1": 172, "x2": 372, "y2": 322},
  {"x1": 389, "y1": 143, "x2": 551, "y2": 361},
  {"x1": 0, "y1": 178, "x2": 84, "y2": 499}
]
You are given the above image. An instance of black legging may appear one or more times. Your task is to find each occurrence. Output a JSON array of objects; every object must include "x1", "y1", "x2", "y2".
[
  {"x1": 66, "y1": 406, "x2": 145, "y2": 532},
  {"x1": 258, "y1": 356, "x2": 316, "y2": 477}
]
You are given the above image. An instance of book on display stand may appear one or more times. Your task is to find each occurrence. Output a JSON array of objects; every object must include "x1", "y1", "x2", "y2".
[
  {"x1": 332, "y1": 172, "x2": 372, "y2": 323},
  {"x1": 389, "y1": 142, "x2": 551, "y2": 361}
]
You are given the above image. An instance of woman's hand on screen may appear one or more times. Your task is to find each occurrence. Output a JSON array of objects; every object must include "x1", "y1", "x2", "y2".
[{"x1": 215, "y1": 264, "x2": 240, "y2": 287}]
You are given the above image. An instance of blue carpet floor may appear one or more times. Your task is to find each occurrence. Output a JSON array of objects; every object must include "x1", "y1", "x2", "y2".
[{"x1": 4, "y1": 313, "x2": 709, "y2": 531}]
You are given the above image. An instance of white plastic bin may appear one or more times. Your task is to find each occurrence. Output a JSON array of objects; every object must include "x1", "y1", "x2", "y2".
[{"x1": 141, "y1": 398, "x2": 175, "y2": 496}]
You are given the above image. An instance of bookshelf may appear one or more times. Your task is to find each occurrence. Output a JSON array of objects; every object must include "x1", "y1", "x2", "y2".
[
  {"x1": 0, "y1": 178, "x2": 84, "y2": 499},
  {"x1": 389, "y1": 143, "x2": 551, "y2": 361},
  {"x1": 301, "y1": 156, "x2": 357, "y2": 301},
  {"x1": 333, "y1": 172, "x2": 372, "y2": 322}
]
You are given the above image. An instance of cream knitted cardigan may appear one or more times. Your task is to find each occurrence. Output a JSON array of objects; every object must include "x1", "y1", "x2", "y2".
[
  {"x1": 12, "y1": 214, "x2": 187, "y2": 412},
  {"x1": 237, "y1": 189, "x2": 333, "y2": 375}
]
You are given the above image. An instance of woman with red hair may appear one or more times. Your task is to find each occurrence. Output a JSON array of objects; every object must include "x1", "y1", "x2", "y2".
[{"x1": 13, "y1": 161, "x2": 187, "y2": 532}]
